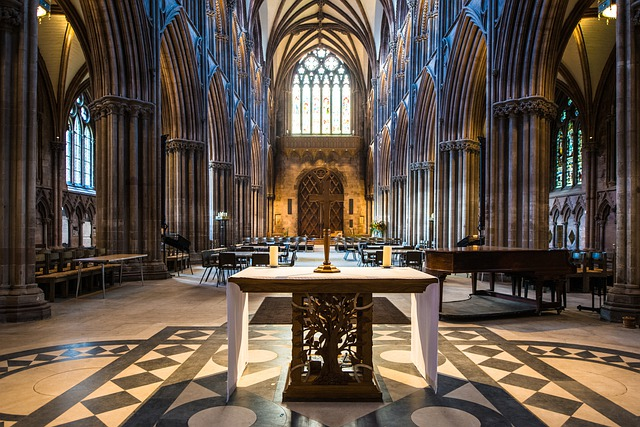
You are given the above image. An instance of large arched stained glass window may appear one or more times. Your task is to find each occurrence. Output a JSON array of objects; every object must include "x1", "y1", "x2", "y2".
[
  {"x1": 65, "y1": 94, "x2": 95, "y2": 193},
  {"x1": 291, "y1": 48, "x2": 351, "y2": 135},
  {"x1": 553, "y1": 97, "x2": 582, "y2": 190}
]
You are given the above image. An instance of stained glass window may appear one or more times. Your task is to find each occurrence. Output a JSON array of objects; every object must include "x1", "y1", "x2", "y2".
[
  {"x1": 65, "y1": 94, "x2": 95, "y2": 193},
  {"x1": 291, "y1": 48, "x2": 351, "y2": 134},
  {"x1": 553, "y1": 96, "x2": 583, "y2": 190}
]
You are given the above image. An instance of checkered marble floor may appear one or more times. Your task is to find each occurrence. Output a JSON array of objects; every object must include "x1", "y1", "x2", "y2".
[{"x1": 1, "y1": 324, "x2": 638, "y2": 427}]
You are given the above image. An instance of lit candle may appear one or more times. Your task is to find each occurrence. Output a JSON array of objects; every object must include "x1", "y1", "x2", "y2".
[
  {"x1": 382, "y1": 246, "x2": 392, "y2": 267},
  {"x1": 269, "y1": 245, "x2": 279, "y2": 267}
]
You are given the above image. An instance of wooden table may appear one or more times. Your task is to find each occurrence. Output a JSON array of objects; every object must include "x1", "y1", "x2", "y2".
[
  {"x1": 227, "y1": 266, "x2": 439, "y2": 402},
  {"x1": 74, "y1": 254, "x2": 147, "y2": 298}
]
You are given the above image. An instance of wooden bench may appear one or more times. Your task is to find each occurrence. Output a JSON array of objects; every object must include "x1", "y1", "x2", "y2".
[
  {"x1": 166, "y1": 252, "x2": 192, "y2": 275},
  {"x1": 36, "y1": 264, "x2": 120, "y2": 302}
]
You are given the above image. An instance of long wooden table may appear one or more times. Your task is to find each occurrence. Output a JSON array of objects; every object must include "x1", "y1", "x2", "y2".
[
  {"x1": 424, "y1": 247, "x2": 575, "y2": 313},
  {"x1": 227, "y1": 266, "x2": 439, "y2": 402},
  {"x1": 74, "y1": 253, "x2": 147, "y2": 298}
]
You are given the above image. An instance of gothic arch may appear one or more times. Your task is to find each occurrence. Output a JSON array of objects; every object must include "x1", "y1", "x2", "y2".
[
  {"x1": 160, "y1": 13, "x2": 205, "y2": 142},
  {"x1": 413, "y1": 71, "x2": 436, "y2": 163},
  {"x1": 208, "y1": 71, "x2": 230, "y2": 163},
  {"x1": 441, "y1": 17, "x2": 486, "y2": 142}
]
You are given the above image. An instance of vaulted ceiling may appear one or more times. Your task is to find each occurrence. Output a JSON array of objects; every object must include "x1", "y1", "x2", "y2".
[
  {"x1": 253, "y1": 0, "x2": 389, "y2": 90},
  {"x1": 37, "y1": 1, "x2": 617, "y2": 115}
]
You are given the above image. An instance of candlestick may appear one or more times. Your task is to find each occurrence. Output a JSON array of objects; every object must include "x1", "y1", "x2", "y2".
[
  {"x1": 382, "y1": 246, "x2": 392, "y2": 267},
  {"x1": 269, "y1": 245, "x2": 279, "y2": 267}
]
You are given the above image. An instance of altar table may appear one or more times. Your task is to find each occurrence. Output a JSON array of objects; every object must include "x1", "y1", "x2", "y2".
[{"x1": 227, "y1": 266, "x2": 439, "y2": 401}]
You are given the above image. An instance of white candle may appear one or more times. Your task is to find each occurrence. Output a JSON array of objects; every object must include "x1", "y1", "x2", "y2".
[
  {"x1": 269, "y1": 245, "x2": 279, "y2": 267},
  {"x1": 382, "y1": 246, "x2": 392, "y2": 267}
]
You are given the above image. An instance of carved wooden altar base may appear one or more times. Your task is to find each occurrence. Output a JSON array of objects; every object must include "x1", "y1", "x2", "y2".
[{"x1": 283, "y1": 292, "x2": 382, "y2": 401}]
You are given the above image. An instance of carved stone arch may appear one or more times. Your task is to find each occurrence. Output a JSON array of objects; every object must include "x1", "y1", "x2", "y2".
[
  {"x1": 379, "y1": 127, "x2": 392, "y2": 188},
  {"x1": 233, "y1": 104, "x2": 249, "y2": 176},
  {"x1": 250, "y1": 127, "x2": 263, "y2": 186},
  {"x1": 560, "y1": 202, "x2": 572, "y2": 224},
  {"x1": 441, "y1": 15, "x2": 486, "y2": 142},
  {"x1": 393, "y1": 103, "x2": 409, "y2": 177},
  {"x1": 302, "y1": 151, "x2": 313, "y2": 163},
  {"x1": 208, "y1": 70, "x2": 229, "y2": 162},
  {"x1": 35, "y1": 196, "x2": 53, "y2": 249},
  {"x1": 160, "y1": 12, "x2": 205, "y2": 142},
  {"x1": 289, "y1": 150, "x2": 301, "y2": 162},
  {"x1": 414, "y1": 71, "x2": 436, "y2": 163},
  {"x1": 297, "y1": 168, "x2": 344, "y2": 238}
]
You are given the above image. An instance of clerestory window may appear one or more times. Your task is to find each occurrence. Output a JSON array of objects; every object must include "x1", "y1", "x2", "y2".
[
  {"x1": 66, "y1": 94, "x2": 95, "y2": 193},
  {"x1": 553, "y1": 97, "x2": 582, "y2": 190},
  {"x1": 291, "y1": 48, "x2": 351, "y2": 135}
]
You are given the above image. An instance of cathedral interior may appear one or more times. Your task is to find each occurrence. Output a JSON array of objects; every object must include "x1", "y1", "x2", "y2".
[{"x1": 1, "y1": 0, "x2": 639, "y2": 425}]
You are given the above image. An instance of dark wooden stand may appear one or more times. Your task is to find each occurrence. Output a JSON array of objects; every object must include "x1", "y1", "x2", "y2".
[{"x1": 283, "y1": 292, "x2": 381, "y2": 401}]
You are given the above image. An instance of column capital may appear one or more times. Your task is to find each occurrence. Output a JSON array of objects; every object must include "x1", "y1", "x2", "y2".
[
  {"x1": 0, "y1": 3, "x2": 22, "y2": 29},
  {"x1": 493, "y1": 96, "x2": 557, "y2": 120},
  {"x1": 438, "y1": 139, "x2": 480, "y2": 153},
  {"x1": 89, "y1": 95, "x2": 154, "y2": 120},
  {"x1": 210, "y1": 161, "x2": 232, "y2": 170},
  {"x1": 166, "y1": 138, "x2": 205, "y2": 153}
]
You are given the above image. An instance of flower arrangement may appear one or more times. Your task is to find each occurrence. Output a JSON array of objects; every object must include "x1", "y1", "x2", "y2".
[
  {"x1": 370, "y1": 220, "x2": 387, "y2": 236},
  {"x1": 215, "y1": 211, "x2": 229, "y2": 220}
]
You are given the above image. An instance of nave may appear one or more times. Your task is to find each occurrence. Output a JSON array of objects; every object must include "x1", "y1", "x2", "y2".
[{"x1": 1, "y1": 250, "x2": 639, "y2": 427}]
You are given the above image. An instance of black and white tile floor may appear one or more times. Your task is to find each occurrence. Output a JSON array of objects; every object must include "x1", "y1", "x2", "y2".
[
  {"x1": 2, "y1": 250, "x2": 639, "y2": 427},
  {"x1": 1, "y1": 322, "x2": 638, "y2": 426}
]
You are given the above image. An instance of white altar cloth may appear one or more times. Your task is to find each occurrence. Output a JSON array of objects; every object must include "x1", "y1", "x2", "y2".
[{"x1": 226, "y1": 266, "x2": 439, "y2": 400}]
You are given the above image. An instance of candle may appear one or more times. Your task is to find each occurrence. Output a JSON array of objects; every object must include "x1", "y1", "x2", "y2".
[
  {"x1": 382, "y1": 246, "x2": 392, "y2": 267},
  {"x1": 269, "y1": 245, "x2": 279, "y2": 267}
]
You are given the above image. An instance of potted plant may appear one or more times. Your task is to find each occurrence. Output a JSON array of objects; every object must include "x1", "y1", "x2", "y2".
[{"x1": 370, "y1": 220, "x2": 387, "y2": 237}]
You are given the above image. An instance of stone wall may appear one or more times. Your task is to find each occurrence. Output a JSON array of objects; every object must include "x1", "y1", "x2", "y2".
[{"x1": 273, "y1": 136, "x2": 367, "y2": 237}]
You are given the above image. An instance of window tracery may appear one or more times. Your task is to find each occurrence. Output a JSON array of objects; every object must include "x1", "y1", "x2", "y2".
[
  {"x1": 65, "y1": 94, "x2": 95, "y2": 193},
  {"x1": 291, "y1": 48, "x2": 351, "y2": 135},
  {"x1": 553, "y1": 97, "x2": 582, "y2": 190}
]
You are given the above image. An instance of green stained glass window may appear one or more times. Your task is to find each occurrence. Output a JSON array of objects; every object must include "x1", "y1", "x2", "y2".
[
  {"x1": 553, "y1": 96, "x2": 583, "y2": 190},
  {"x1": 291, "y1": 48, "x2": 351, "y2": 135}
]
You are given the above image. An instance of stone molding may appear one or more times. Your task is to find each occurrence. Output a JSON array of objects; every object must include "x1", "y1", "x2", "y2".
[
  {"x1": 90, "y1": 95, "x2": 154, "y2": 120},
  {"x1": 210, "y1": 161, "x2": 232, "y2": 170},
  {"x1": 251, "y1": 185, "x2": 261, "y2": 191},
  {"x1": 438, "y1": 139, "x2": 480, "y2": 153},
  {"x1": 166, "y1": 139, "x2": 205, "y2": 153},
  {"x1": 379, "y1": 185, "x2": 390, "y2": 192},
  {"x1": 235, "y1": 175, "x2": 250, "y2": 183},
  {"x1": 493, "y1": 96, "x2": 557, "y2": 120},
  {"x1": 392, "y1": 176, "x2": 407, "y2": 184},
  {"x1": 0, "y1": 4, "x2": 21, "y2": 29},
  {"x1": 410, "y1": 161, "x2": 434, "y2": 171},
  {"x1": 633, "y1": 6, "x2": 640, "y2": 26}
]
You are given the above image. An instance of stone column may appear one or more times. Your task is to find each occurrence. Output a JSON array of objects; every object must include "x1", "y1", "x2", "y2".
[
  {"x1": 166, "y1": 138, "x2": 207, "y2": 251},
  {"x1": 90, "y1": 96, "x2": 168, "y2": 279},
  {"x1": 490, "y1": 96, "x2": 557, "y2": 248},
  {"x1": 0, "y1": 0, "x2": 50, "y2": 321},
  {"x1": 437, "y1": 139, "x2": 480, "y2": 247},
  {"x1": 601, "y1": 1, "x2": 640, "y2": 322}
]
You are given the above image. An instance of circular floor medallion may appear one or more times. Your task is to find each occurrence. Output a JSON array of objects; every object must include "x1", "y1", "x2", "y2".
[
  {"x1": 411, "y1": 406, "x2": 481, "y2": 427},
  {"x1": 188, "y1": 406, "x2": 257, "y2": 427}
]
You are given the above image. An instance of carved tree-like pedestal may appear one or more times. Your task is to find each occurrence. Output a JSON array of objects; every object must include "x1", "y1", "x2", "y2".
[{"x1": 283, "y1": 292, "x2": 382, "y2": 401}]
